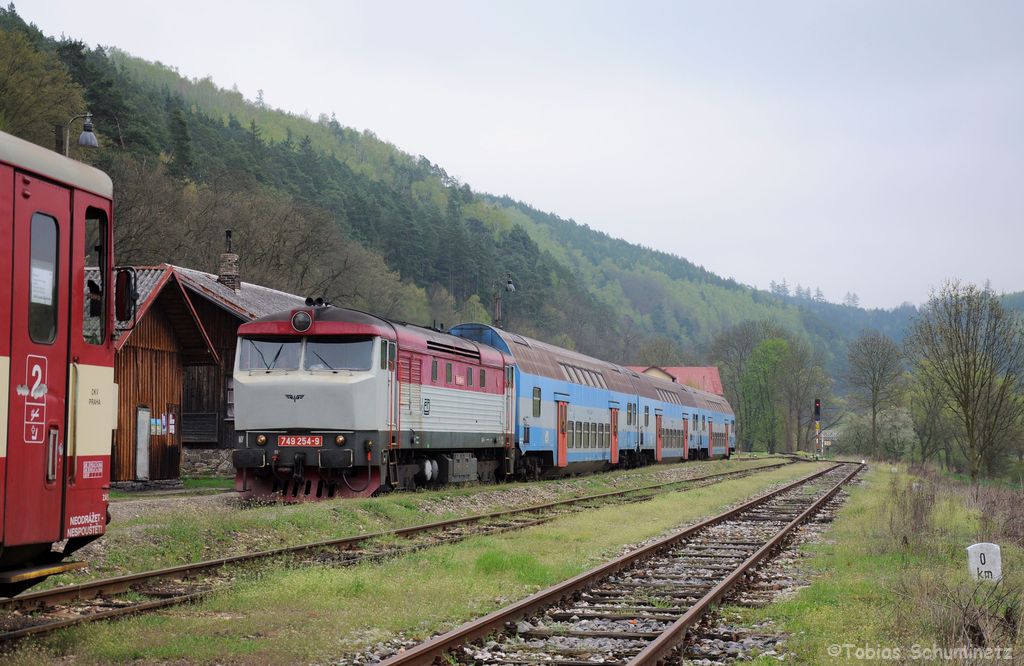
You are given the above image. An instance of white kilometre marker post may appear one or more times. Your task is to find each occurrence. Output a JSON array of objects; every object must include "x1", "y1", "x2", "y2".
[{"x1": 967, "y1": 543, "x2": 1002, "y2": 582}]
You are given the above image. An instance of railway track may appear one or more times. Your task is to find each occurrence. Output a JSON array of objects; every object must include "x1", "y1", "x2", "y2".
[
  {"x1": 0, "y1": 459, "x2": 795, "y2": 643},
  {"x1": 376, "y1": 462, "x2": 862, "y2": 666}
]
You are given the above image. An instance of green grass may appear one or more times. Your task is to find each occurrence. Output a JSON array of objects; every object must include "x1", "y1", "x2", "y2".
[
  {"x1": 731, "y1": 465, "x2": 1024, "y2": 663},
  {"x1": 46, "y1": 456, "x2": 788, "y2": 587},
  {"x1": 182, "y1": 477, "x2": 236, "y2": 490},
  {"x1": 6, "y1": 462, "x2": 827, "y2": 664}
]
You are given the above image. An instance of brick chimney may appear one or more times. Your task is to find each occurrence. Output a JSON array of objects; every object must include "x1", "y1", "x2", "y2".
[{"x1": 218, "y1": 229, "x2": 241, "y2": 292}]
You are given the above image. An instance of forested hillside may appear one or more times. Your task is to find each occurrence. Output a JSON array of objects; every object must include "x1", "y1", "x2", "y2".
[{"x1": 1, "y1": 5, "x2": 914, "y2": 380}]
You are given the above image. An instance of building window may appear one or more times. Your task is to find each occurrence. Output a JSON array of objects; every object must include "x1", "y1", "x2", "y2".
[{"x1": 532, "y1": 387, "x2": 541, "y2": 417}]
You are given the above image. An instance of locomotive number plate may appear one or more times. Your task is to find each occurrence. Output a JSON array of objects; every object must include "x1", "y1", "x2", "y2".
[{"x1": 277, "y1": 435, "x2": 323, "y2": 447}]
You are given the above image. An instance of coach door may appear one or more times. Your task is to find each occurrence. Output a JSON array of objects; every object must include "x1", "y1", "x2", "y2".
[
  {"x1": 5, "y1": 173, "x2": 71, "y2": 546},
  {"x1": 683, "y1": 418, "x2": 689, "y2": 460},
  {"x1": 609, "y1": 408, "x2": 619, "y2": 464},
  {"x1": 655, "y1": 414, "x2": 663, "y2": 462},
  {"x1": 556, "y1": 401, "x2": 568, "y2": 467}
]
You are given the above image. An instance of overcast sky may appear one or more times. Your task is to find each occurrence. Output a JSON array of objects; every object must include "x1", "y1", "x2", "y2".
[{"x1": 24, "y1": 1, "x2": 1024, "y2": 308}]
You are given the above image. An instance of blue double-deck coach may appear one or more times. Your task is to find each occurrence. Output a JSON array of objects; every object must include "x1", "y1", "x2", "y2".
[{"x1": 449, "y1": 324, "x2": 735, "y2": 478}]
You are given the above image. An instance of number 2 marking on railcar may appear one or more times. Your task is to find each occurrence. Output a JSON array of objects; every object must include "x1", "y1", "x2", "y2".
[{"x1": 23, "y1": 355, "x2": 48, "y2": 443}]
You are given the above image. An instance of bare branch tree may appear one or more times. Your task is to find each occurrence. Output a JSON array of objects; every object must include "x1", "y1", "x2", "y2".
[
  {"x1": 906, "y1": 280, "x2": 1024, "y2": 483},
  {"x1": 847, "y1": 330, "x2": 904, "y2": 456}
]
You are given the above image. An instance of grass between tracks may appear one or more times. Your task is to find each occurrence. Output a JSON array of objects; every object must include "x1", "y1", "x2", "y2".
[
  {"x1": 5, "y1": 461, "x2": 826, "y2": 664},
  {"x1": 54, "y1": 456, "x2": 785, "y2": 586},
  {"x1": 731, "y1": 465, "x2": 1024, "y2": 664}
]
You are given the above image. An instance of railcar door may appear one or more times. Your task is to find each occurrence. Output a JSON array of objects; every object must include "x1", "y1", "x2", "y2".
[
  {"x1": 556, "y1": 401, "x2": 568, "y2": 467},
  {"x1": 655, "y1": 414, "x2": 663, "y2": 462},
  {"x1": 683, "y1": 419, "x2": 689, "y2": 461},
  {"x1": 4, "y1": 174, "x2": 71, "y2": 546},
  {"x1": 609, "y1": 408, "x2": 619, "y2": 464}
]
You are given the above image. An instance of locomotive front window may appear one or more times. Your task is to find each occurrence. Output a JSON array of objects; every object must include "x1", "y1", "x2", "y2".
[
  {"x1": 238, "y1": 338, "x2": 302, "y2": 371},
  {"x1": 306, "y1": 337, "x2": 374, "y2": 371}
]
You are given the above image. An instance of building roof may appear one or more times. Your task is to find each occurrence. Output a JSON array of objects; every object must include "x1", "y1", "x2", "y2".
[
  {"x1": 625, "y1": 365, "x2": 725, "y2": 396},
  {"x1": 104, "y1": 264, "x2": 305, "y2": 363},
  {"x1": 171, "y1": 265, "x2": 307, "y2": 320}
]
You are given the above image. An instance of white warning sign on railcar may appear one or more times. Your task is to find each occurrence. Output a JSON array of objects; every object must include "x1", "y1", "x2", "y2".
[{"x1": 967, "y1": 543, "x2": 1002, "y2": 582}]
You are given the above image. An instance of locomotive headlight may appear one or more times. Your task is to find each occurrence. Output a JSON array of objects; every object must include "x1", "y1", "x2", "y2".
[
  {"x1": 256, "y1": 434, "x2": 267, "y2": 446},
  {"x1": 291, "y1": 310, "x2": 312, "y2": 332},
  {"x1": 335, "y1": 434, "x2": 346, "y2": 446}
]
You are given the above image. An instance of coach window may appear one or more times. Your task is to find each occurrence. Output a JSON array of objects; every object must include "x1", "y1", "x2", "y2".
[
  {"x1": 446, "y1": 362, "x2": 453, "y2": 384},
  {"x1": 644, "y1": 406, "x2": 649, "y2": 426},
  {"x1": 467, "y1": 368, "x2": 473, "y2": 386},
  {"x1": 582, "y1": 422, "x2": 590, "y2": 448},
  {"x1": 591, "y1": 423, "x2": 598, "y2": 448},
  {"x1": 380, "y1": 343, "x2": 388, "y2": 370},
  {"x1": 29, "y1": 213, "x2": 59, "y2": 344},
  {"x1": 574, "y1": 421, "x2": 582, "y2": 448},
  {"x1": 83, "y1": 207, "x2": 107, "y2": 345},
  {"x1": 532, "y1": 387, "x2": 541, "y2": 417},
  {"x1": 480, "y1": 369, "x2": 486, "y2": 387},
  {"x1": 432, "y1": 359, "x2": 438, "y2": 382},
  {"x1": 567, "y1": 420, "x2": 575, "y2": 448}
]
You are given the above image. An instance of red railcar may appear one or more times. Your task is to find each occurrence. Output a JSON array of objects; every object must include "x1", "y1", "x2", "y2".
[{"x1": 0, "y1": 131, "x2": 121, "y2": 596}]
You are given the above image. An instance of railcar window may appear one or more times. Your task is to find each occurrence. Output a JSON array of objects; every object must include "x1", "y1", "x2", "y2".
[
  {"x1": 567, "y1": 419, "x2": 575, "y2": 448},
  {"x1": 575, "y1": 421, "x2": 582, "y2": 448},
  {"x1": 28, "y1": 213, "x2": 59, "y2": 344},
  {"x1": 532, "y1": 387, "x2": 541, "y2": 417},
  {"x1": 480, "y1": 369, "x2": 486, "y2": 387},
  {"x1": 239, "y1": 338, "x2": 302, "y2": 371},
  {"x1": 82, "y1": 208, "x2": 107, "y2": 345},
  {"x1": 380, "y1": 342, "x2": 388, "y2": 369},
  {"x1": 644, "y1": 406, "x2": 649, "y2": 426},
  {"x1": 432, "y1": 359, "x2": 438, "y2": 381},
  {"x1": 467, "y1": 368, "x2": 473, "y2": 386},
  {"x1": 446, "y1": 363, "x2": 453, "y2": 384},
  {"x1": 583, "y1": 422, "x2": 590, "y2": 448},
  {"x1": 306, "y1": 337, "x2": 374, "y2": 371}
]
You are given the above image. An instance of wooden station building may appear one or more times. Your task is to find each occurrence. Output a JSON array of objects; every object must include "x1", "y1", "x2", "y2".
[{"x1": 103, "y1": 254, "x2": 303, "y2": 481}]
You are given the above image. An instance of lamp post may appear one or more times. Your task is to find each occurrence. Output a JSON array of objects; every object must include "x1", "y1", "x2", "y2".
[
  {"x1": 492, "y1": 272, "x2": 515, "y2": 329},
  {"x1": 54, "y1": 112, "x2": 100, "y2": 156}
]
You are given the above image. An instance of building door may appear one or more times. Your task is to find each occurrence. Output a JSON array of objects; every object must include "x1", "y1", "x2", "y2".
[
  {"x1": 556, "y1": 401, "x2": 568, "y2": 467},
  {"x1": 135, "y1": 407, "x2": 150, "y2": 480},
  {"x1": 4, "y1": 175, "x2": 72, "y2": 546},
  {"x1": 609, "y1": 408, "x2": 619, "y2": 465},
  {"x1": 655, "y1": 414, "x2": 663, "y2": 462}
]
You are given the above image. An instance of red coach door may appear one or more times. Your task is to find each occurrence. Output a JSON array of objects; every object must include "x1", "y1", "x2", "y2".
[
  {"x1": 556, "y1": 401, "x2": 568, "y2": 467},
  {"x1": 609, "y1": 408, "x2": 619, "y2": 464},
  {"x1": 5, "y1": 174, "x2": 71, "y2": 547},
  {"x1": 655, "y1": 414, "x2": 663, "y2": 462}
]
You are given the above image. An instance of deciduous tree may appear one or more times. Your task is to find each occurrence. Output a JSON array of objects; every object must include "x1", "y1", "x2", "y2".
[
  {"x1": 906, "y1": 281, "x2": 1024, "y2": 483},
  {"x1": 847, "y1": 330, "x2": 904, "y2": 456}
]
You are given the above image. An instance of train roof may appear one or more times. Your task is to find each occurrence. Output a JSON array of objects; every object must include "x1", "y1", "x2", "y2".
[
  {"x1": 0, "y1": 131, "x2": 112, "y2": 198},
  {"x1": 238, "y1": 306, "x2": 507, "y2": 368},
  {"x1": 449, "y1": 323, "x2": 733, "y2": 416}
]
